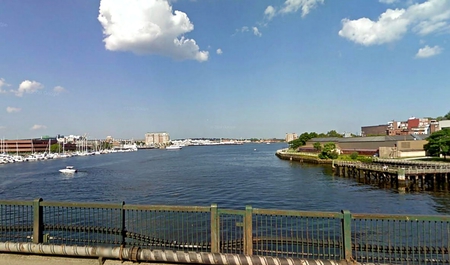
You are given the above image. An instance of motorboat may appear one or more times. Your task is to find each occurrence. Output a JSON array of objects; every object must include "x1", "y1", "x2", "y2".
[{"x1": 59, "y1": 166, "x2": 77, "y2": 173}]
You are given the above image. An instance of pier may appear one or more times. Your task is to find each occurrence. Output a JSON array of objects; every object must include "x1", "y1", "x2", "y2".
[{"x1": 334, "y1": 159, "x2": 450, "y2": 191}]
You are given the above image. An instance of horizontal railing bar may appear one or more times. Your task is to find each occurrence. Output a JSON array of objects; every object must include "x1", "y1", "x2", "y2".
[
  {"x1": 124, "y1": 204, "x2": 210, "y2": 212},
  {"x1": 40, "y1": 201, "x2": 123, "y2": 209},
  {"x1": 253, "y1": 208, "x2": 343, "y2": 219},
  {"x1": 0, "y1": 200, "x2": 33, "y2": 206},
  {"x1": 217, "y1": 209, "x2": 245, "y2": 215},
  {"x1": 352, "y1": 213, "x2": 450, "y2": 221}
]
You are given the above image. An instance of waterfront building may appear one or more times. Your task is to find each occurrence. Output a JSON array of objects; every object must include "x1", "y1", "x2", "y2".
[
  {"x1": 285, "y1": 133, "x2": 297, "y2": 143},
  {"x1": 439, "y1": 120, "x2": 450, "y2": 130},
  {"x1": 361, "y1": 124, "x2": 389, "y2": 137},
  {"x1": 0, "y1": 138, "x2": 76, "y2": 153},
  {"x1": 299, "y1": 135, "x2": 428, "y2": 158},
  {"x1": 145, "y1": 132, "x2": 170, "y2": 145}
]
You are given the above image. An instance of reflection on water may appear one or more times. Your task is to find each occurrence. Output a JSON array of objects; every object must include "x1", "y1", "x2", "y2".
[{"x1": 0, "y1": 143, "x2": 448, "y2": 215}]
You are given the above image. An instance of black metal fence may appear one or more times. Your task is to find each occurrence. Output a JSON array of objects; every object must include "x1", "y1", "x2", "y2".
[{"x1": 1, "y1": 198, "x2": 450, "y2": 264}]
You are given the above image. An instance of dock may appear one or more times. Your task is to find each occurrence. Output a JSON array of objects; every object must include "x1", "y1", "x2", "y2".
[{"x1": 334, "y1": 159, "x2": 450, "y2": 191}]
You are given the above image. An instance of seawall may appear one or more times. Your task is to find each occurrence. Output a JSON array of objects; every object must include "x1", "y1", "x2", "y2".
[{"x1": 275, "y1": 149, "x2": 332, "y2": 164}]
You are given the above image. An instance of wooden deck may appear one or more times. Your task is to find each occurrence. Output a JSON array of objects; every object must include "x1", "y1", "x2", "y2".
[{"x1": 334, "y1": 160, "x2": 450, "y2": 191}]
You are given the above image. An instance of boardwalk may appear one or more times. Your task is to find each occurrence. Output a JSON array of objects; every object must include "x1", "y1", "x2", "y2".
[{"x1": 334, "y1": 159, "x2": 450, "y2": 191}]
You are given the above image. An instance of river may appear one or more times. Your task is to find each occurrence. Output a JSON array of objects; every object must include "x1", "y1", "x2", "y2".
[{"x1": 1, "y1": 143, "x2": 450, "y2": 215}]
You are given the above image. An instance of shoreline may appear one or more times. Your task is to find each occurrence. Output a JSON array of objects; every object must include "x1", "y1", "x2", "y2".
[{"x1": 275, "y1": 149, "x2": 332, "y2": 164}]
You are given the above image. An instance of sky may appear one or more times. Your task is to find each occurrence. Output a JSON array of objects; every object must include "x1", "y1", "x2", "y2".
[{"x1": 1, "y1": 0, "x2": 449, "y2": 140}]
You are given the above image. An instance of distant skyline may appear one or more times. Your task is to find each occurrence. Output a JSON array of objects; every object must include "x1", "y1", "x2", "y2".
[{"x1": 1, "y1": 0, "x2": 449, "y2": 140}]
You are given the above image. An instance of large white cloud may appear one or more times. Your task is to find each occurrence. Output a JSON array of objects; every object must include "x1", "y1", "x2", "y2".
[
  {"x1": 265, "y1": 0, "x2": 324, "y2": 20},
  {"x1": 98, "y1": 0, "x2": 208, "y2": 62},
  {"x1": 15, "y1": 80, "x2": 43, "y2": 97},
  {"x1": 415, "y1": 45, "x2": 443, "y2": 58},
  {"x1": 339, "y1": 0, "x2": 450, "y2": 46}
]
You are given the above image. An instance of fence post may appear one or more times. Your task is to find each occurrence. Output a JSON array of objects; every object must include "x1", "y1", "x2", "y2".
[
  {"x1": 33, "y1": 198, "x2": 43, "y2": 244},
  {"x1": 210, "y1": 204, "x2": 220, "y2": 253},
  {"x1": 244, "y1": 205, "x2": 253, "y2": 255},
  {"x1": 120, "y1": 201, "x2": 126, "y2": 246},
  {"x1": 341, "y1": 210, "x2": 352, "y2": 261}
]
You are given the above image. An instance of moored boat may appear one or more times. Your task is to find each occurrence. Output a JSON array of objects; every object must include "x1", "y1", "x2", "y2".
[{"x1": 166, "y1": 145, "x2": 182, "y2": 150}]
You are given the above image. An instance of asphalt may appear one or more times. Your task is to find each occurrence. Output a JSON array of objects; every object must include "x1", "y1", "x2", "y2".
[{"x1": 0, "y1": 253, "x2": 172, "y2": 265}]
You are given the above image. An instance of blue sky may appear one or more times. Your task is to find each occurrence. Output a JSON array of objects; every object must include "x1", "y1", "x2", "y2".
[{"x1": 1, "y1": 0, "x2": 449, "y2": 140}]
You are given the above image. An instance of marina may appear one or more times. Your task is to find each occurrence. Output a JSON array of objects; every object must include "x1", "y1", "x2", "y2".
[{"x1": 1, "y1": 143, "x2": 449, "y2": 216}]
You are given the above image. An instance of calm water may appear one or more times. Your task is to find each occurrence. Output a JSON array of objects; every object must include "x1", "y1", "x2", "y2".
[{"x1": 1, "y1": 143, "x2": 450, "y2": 215}]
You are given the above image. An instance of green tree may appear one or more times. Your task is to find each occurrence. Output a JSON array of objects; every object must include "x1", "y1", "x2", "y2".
[
  {"x1": 326, "y1": 130, "x2": 343, "y2": 138},
  {"x1": 50, "y1": 143, "x2": 61, "y2": 153},
  {"x1": 318, "y1": 142, "x2": 339, "y2": 159},
  {"x1": 313, "y1": 142, "x2": 322, "y2": 152},
  {"x1": 424, "y1": 128, "x2": 450, "y2": 159},
  {"x1": 445, "y1": 111, "x2": 450, "y2": 120},
  {"x1": 350, "y1": 152, "x2": 359, "y2": 160},
  {"x1": 289, "y1": 132, "x2": 318, "y2": 149}
]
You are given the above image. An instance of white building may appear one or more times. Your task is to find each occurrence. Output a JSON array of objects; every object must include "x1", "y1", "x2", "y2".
[
  {"x1": 285, "y1": 133, "x2": 297, "y2": 142},
  {"x1": 145, "y1": 132, "x2": 170, "y2": 145},
  {"x1": 439, "y1": 120, "x2": 450, "y2": 130}
]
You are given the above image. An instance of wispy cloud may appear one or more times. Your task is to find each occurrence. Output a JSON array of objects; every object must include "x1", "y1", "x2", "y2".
[
  {"x1": 14, "y1": 80, "x2": 44, "y2": 97},
  {"x1": 31, "y1": 124, "x2": 47, "y2": 130},
  {"x1": 6, "y1": 107, "x2": 21, "y2": 113},
  {"x1": 379, "y1": 0, "x2": 398, "y2": 4},
  {"x1": 0, "y1": 78, "x2": 9, "y2": 93},
  {"x1": 53, "y1": 86, "x2": 66, "y2": 94},
  {"x1": 415, "y1": 45, "x2": 443, "y2": 58},
  {"x1": 216, "y1": 48, "x2": 223, "y2": 55},
  {"x1": 265, "y1": 0, "x2": 324, "y2": 21},
  {"x1": 252, "y1": 27, "x2": 262, "y2": 37},
  {"x1": 98, "y1": 0, "x2": 208, "y2": 62}
]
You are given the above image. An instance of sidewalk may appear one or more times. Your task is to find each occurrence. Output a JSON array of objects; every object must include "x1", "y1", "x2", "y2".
[{"x1": 0, "y1": 253, "x2": 167, "y2": 265}]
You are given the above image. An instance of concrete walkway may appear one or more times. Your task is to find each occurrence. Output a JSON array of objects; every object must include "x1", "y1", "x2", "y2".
[{"x1": 0, "y1": 253, "x2": 166, "y2": 265}]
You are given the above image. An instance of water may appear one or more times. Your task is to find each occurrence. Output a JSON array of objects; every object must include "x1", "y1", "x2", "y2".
[{"x1": 1, "y1": 143, "x2": 449, "y2": 215}]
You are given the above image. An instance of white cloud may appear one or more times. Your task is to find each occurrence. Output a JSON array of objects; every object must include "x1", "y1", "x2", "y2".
[
  {"x1": 14, "y1": 80, "x2": 44, "y2": 97},
  {"x1": 53, "y1": 86, "x2": 66, "y2": 93},
  {"x1": 379, "y1": 0, "x2": 398, "y2": 4},
  {"x1": 216, "y1": 48, "x2": 223, "y2": 55},
  {"x1": 339, "y1": 9, "x2": 409, "y2": 46},
  {"x1": 239, "y1": 26, "x2": 249, "y2": 33},
  {"x1": 6, "y1": 107, "x2": 21, "y2": 113},
  {"x1": 415, "y1": 45, "x2": 443, "y2": 58},
  {"x1": 252, "y1": 27, "x2": 262, "y2": 37},
  {"x1": 339, "y1": 0, "x2": 450, "y2": 46},
  {"x1": 0, "y1": 78, "x2": 9, "y2": 93},
  {"x1": 265, "y1": 0, "x2": 324, "y2": 20},
  {"x1": 98, "y1": 0, "x2": 208, "y2": 62},
  {"x1": 31, "y1": 124, "x2": 47, "y2": 130},
  {"x1": 264, "y1": 6, "x2": 276, "y2": 20}
]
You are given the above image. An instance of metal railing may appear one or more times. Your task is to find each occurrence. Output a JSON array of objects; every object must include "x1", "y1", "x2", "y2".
[{"x1": 1, "y1": 198, "x2": 450, "y2": 264}]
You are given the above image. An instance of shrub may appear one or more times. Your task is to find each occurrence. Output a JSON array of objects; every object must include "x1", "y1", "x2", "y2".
[{"x1": 350, "y1": 152, "x2": 359, "y2": 160}]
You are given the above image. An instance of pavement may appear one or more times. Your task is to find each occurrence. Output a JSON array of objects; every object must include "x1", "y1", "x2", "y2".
[{"x1": 0, "y1": 253, "x2": 171, "y2": 265}]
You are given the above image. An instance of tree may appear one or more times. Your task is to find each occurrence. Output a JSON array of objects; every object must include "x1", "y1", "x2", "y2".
[
  {"x1": 313, "y1": 142, "x2": 322, "y2": 152},
  {"x1": 318, "y1": 142, "x2": 339, "y2": 159},
  {"x1": 326, "y1": 130, "x2": 343, "y2": 138},
  {"x1": 445, "y1": 111, "x2": 450, "y2": 120},
  {"x1": 424, "y1": 128, "x2": 450, "y2": 159},
  {"x1": 288, "y1": 132, "x2": 318, "y2": 150},
  {"x1": 50, "y1": 143, "x2": 61, "y2": 153}
]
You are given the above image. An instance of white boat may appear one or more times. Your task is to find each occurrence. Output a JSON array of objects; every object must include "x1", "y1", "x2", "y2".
[
  {"x1": 166, "y1": 145, "x2": 182, "y2": 150},
  {"x1": 59, "y1": 166, "x2": 77, "y2": 173}
]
